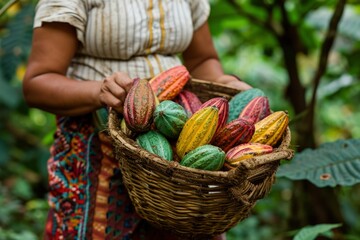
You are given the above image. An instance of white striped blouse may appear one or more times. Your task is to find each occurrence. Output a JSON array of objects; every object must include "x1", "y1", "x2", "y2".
[{"x1": 33, "y1": 0, "x2": 210, "y2": 81}]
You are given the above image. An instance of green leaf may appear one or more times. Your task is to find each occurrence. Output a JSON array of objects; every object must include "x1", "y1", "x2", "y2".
[
  {"x1": 293, "y1": 223, "x2": 342, "y2": 240},
  {"x1": 277, "y1": 139, "x2": 360, "y2": 187}
]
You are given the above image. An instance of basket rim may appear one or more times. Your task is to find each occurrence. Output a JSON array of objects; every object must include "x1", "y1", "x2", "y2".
[{"x1": 107, "y1": 79, "x2": 293, "y2": 181}]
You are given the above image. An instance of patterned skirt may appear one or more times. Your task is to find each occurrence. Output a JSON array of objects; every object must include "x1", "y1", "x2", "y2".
[{"x1": 44, "y1": 113, "x2": 225, "y2": 240}]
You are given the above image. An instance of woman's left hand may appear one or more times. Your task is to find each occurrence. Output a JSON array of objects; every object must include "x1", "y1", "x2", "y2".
[{"x1": 215, "y1": 75, "x2": 252, "y2": 91}]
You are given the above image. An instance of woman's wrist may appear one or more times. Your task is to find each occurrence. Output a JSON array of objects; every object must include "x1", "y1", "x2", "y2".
[{"x1": 89, "y1": 80, "x2": 104, "y2": 110}]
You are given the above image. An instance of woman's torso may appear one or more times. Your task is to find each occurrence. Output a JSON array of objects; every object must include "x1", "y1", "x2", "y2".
[{"x1": 35, "y1": 0, "x2": 210, "y2": 81}]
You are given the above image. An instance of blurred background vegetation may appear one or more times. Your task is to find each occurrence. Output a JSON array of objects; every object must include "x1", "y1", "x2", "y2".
[{"x1": 0, "y1": 0, "x2": 359, "y2": 239}]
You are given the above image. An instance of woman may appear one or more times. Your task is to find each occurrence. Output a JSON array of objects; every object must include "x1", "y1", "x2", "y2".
[{"x1": 23, "y1": 0, "x2": 251, "y2": 239}]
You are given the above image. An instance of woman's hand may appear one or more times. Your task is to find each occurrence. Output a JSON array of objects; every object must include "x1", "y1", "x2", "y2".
[
  {"x1": 98, "y1": 72, "x2": 133, "y2": 113},
  {"x1": 215, "y1": 74, "x2": 252, "y2": 91}
]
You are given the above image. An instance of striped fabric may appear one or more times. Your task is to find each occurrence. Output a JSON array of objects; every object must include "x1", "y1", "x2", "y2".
[{"x1": 34, "y1": 0, "x2": 210, "y2": 81}]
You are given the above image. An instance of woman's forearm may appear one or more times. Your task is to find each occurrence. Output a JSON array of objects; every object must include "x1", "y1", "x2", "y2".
[
  {"x1": 187, "y1": 57, "x2": 224, "y2": 81},
  {"x1": 23, "y1": 73, "x2": 103, "y2": 116}
]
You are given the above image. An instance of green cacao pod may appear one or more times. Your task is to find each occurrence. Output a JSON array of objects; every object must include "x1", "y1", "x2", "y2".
[
  {"x1": 180, "y1": 144, "x2": 225, "y2": 171},
  {"x1": 153, "y1": 100, "x2": 188, "y2": 139},
  {"x1": 136, "y1": 130, "x2": 173, "y2": 161}
]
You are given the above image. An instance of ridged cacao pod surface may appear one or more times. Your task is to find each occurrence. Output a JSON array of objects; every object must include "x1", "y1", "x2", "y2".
[
  {"x1": 153, "y1": 100, "x2": 188, "y2": 139},
  {"x1": 173, "y1": 90, "x2": 202, "y2": 117},
  {"x1": 228, "y1": 88, "x2": 265, "y2": 122},
  {"x1": 136, "y1": 130, "x2": 173, "y2": 161},
  {"x1": 149, "y1": 65, "x2": 190, "y2": 101},
  {"x1": 238, "y1": 96, "x2": 271, "y2": 124},
  {"x1": 123, "y1": 78, "x2": 156, "y2": 133},
  {"x1": 250, "y1": 111, "x2": 289, "y2": 146},
  {"x1": 211, "y1": 118, "x2": 255, "y2": 153},
  {"x1": 199, "y1": 97, "x2": 229, "y2": 135},
  {"x1": 180, "y1": 144, "x2": 225, "y2": 171},
  {"x1": 224, "y1": 143, "x2": 273, "y2": 169},
  {"x1": 176, "y1": 106, "x2": 219, "y2": 158}
]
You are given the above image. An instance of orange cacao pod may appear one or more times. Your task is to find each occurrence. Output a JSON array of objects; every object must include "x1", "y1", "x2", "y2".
[
  {"x1": 149, "y1": 65, "x2": 190, "y2": 101},
  {"x1": 123, "y1": 78, "x2": 156, "y2": 133}
]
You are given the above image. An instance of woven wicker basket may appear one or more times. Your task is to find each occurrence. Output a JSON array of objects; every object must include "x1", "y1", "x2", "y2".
[{"x1": 108, "y1": 79, "x2": 293, "y2": 239}]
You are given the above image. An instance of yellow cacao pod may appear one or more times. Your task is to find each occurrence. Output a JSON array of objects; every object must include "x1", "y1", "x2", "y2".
[
  {"x1": 250, "y1": 111, "x2": 289, "y2": 146},
  {"x1": 176, "y1": 106, "x2": 218, "y2": 158}
]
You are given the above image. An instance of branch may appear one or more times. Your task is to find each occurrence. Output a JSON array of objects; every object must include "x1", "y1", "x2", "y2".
[{"x1": 309, "y1": 0, "x2": 347, "y2": 110}]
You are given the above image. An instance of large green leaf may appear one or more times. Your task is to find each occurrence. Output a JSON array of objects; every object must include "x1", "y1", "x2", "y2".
[
  {"x1": 293, "y1": 223, "x2": 342, "y2": 240},
  {"x1": 277, "y1": 139, "x2": 360, "y2": 187}
]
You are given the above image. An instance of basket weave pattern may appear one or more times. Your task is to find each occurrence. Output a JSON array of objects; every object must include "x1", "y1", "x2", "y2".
[{"x1": 108, "y1": 79, "x2": 293, "y2": 238}]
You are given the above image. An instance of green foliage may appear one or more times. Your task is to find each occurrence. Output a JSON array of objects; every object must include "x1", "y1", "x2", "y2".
[
  {"x1": 293, "y1": 223, "x2": 342, "y2": 240},
  {"x1": 277, "y1": 139, "x2": 360, "y2": 187},
  {"x1": 0, "y1": 185, "x2": 48, "y2": 240},
  {"x1": 0, "y1": 1, "x2": 53, "y2": 238},
  {"x1": 0, "y1": 0, "x2": 359, "y2": 239}
]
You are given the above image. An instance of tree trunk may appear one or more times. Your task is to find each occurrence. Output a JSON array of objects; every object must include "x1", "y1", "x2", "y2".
[{"x1": 277, "y1": 16, "x2": 346, "y2": 235}]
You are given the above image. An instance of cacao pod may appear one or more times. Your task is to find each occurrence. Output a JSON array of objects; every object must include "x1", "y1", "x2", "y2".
[
  {"x1": 176, "y1": 106, "x2": 218, "y2": 158},
  {"x1": 153, "y1": 100, "x2": 188, "y2": 139},
  {"x1": 238, "y1": 96, "x2": 271, "y2": 124},
  {"x1": 180, "y1": 144, "x2": 225, "y2": 171},
  {"x1": 224, "y1": 143, "x2": 273, "y2": 169},
  {"x1": 250, "y1": 111, "x2": 289, "y2": 146},
  {"x1": 199, "y1": 97, "x2": 229, "y2": 135},
  {"x1": 123, "y1": 78, "x2": 156, "y2": 133},
  {"x1": 228, "y1": 88, "x2": 265, "y2": 122},
  {"x1": 173, "y1": 90, "x2": 202, "y2": 117},
  {"x1": 149, "y1": 65, "x2": 190, "y2": 101},
  {"x1": 211, "y1": 118, "x2": 255, "y2": 152},
  {"x1": 136, "y1": 130, "x2": 173, "y2": 161}
]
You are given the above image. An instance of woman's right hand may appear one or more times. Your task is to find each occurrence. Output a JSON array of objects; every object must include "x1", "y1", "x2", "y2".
[{"x1": 98, "y1": 71, "x2": 134, "y2": 113}]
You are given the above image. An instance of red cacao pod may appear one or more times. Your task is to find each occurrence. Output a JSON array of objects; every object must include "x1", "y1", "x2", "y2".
[
  {"x1": 211, "y1": 118, "x2": 255, "y2": 152},
  {"x1": 238, "y1": 96, "x2": 271, "y2": 124},
  {"x1": 224, "y1": 142, "x2": 273, "y2": 169},
  {"x1": 123, "y1": 78, "x2": 156, "y2": 133},
  {"x1": 173, "y1": 90, "x2": 202, "y2": 117}
]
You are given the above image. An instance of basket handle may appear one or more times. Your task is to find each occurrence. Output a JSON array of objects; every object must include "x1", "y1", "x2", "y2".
[{"x1": 237, "y1": 148, "x2": 294, "y2": 171}]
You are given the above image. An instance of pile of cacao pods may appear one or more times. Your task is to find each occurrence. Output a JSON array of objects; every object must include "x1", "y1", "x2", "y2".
[{"x1": 119, "y1": 65, "x2": 289, "y2": 171}]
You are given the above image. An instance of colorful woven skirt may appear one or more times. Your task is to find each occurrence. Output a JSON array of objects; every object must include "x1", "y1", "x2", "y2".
[{"x1": 44, "y1": 114, "x2": 225, "y2": 240}]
